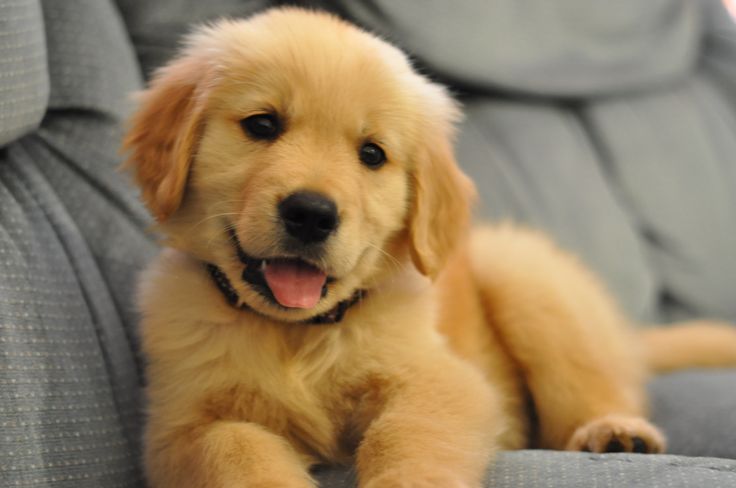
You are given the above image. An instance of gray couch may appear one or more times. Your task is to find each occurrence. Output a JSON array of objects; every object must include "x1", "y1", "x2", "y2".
[{"x1": 1, "y1": 0, "x2": 735, "y2": 486}]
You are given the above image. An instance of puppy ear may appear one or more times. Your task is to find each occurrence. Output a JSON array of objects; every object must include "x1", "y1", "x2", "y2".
[
  {"x1": 408, "y1": 93, "x2": 476, "y2": 279},
  {"x1": 122, "y1": 54, "x2": 209, "y2": 222}
]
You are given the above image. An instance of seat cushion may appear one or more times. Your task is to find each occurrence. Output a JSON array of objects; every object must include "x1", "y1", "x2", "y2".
[
  {"x1": 651, "y1": 369, "x2": 736, "y2": 459},
  {"x1": 315, "y1": 451, "x2": 736, "y2": 487},
  {"x1": 311, "y1": 371, "x2": 736, "y2": 486}
]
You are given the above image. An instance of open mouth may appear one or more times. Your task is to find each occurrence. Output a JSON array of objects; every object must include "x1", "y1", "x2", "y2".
[
  {"x1": 240, "y1": 253, "x2": 331, "y2": 309},
  {"x1": 226, "y1": 227, "x2": 333, "y2": 310}
]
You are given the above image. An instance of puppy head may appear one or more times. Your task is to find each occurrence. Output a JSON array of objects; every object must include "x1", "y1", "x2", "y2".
[{"x1": 123, "y1": 8, "x2": 474, "y2": 321}]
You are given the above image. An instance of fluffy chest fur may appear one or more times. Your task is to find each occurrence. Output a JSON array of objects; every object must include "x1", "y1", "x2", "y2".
[{"x1": 140, "y1": 249, "x2": 438, "y2": 463}]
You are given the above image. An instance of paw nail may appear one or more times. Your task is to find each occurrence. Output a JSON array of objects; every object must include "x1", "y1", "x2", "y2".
[
  {"x1": 605, "y1": 438, "x2": 625, "y2": 452},
  {"x1": 632, "y1": 437, "x2": 648, "y2": 453}
]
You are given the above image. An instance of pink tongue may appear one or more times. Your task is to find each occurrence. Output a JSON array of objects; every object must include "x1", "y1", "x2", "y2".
[{"x1": 263, "y1": 260, "x2": 327, "y2": 309}]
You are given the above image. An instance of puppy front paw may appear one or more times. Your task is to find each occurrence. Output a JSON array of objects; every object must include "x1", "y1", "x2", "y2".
[{"x1": 565, "y1": 414, "x2": 666, "y2": 454}]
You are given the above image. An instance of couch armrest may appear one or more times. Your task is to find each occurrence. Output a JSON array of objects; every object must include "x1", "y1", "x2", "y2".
[{"x1": 0, "y1": 0, "x2": 49, "y2": 146}]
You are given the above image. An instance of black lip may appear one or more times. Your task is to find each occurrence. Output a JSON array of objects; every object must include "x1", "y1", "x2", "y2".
[
  {"x1": 240, "y1": 260, "x2": 280, "y2": 305},
  {"x1": 226, "y1": 227, "x2": 331, "y2": 308}
]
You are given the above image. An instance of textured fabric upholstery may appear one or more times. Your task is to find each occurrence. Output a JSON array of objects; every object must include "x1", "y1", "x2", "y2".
[
  {"x1": 0, "y1": 0, "x2": 156, "y2": 486},
  {"x1": 42, "y1": 0, "x2": 142, "y2": 116},
  {"x1": 316, "y1": 451, "x2": 736, "y2": 488},
  {"x1": 0, "y1": 0, "x2": 48, "y2": 146}
]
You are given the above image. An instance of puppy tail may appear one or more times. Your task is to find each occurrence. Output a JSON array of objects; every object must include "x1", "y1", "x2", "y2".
[{"x1": 640, "y1": 321, "x2": 736, "y2": 373}]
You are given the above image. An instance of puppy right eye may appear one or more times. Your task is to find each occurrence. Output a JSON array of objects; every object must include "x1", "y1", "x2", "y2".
[{"x1": 240, "y1": 113, "x2": 281, "y2": 140}]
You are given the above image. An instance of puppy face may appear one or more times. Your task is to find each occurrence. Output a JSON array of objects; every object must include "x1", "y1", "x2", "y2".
[{"x1": 124, "y1": 8, "x2": 474, "y2": 322}]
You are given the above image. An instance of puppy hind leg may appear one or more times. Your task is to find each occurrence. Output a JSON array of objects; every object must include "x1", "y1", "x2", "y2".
[{"x1": 468, "y1": 225, "x2": 665, "y2": 454}]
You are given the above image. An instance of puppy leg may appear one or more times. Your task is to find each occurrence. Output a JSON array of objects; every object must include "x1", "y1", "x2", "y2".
[
  {"x1": 469, "y1": 225, "x2": 665, "y2": 453},
  {"x1": 356, "y1": 353, "x2": 501, "y2": 488},
  {"x1": 146, "y1": 420, "x2": 315, "y2": 488}
]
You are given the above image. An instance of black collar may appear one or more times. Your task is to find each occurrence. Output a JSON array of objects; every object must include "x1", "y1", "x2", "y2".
[{"x1": 205, "y1": 263, "x2": 365, "y2": 325}]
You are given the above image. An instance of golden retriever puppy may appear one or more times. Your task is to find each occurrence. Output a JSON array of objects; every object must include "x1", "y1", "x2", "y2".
[{"x1": 123, "y1": 7, "x2": 736, "y2": 487}]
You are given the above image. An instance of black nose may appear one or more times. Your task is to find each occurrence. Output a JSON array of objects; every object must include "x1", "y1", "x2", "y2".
[{"x1": 278, "y1": 191, "x2": 339, "y2": 244}]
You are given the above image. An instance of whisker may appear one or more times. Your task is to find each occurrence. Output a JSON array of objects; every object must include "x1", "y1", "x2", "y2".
[
  {"x1": 195, "y1": 214, "x2": 242, "y2": 250},
  {"x1": 366, "y1": 242, "x2": 404, "y2": 275},
  {"x1": 190, "y1": 212, "x2": 242, "y2": 232}
]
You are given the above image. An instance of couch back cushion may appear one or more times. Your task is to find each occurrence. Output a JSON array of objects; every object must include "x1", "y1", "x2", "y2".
[
  {"x1": 455, "y1": 100, "x2": 659, "y2": 321},
  {"x1": 115, "y1": 0, "x2": 272, "y2": 78},
  {"x1": 585, "y1": 73, "x2": 736, "y2": 321},
  {"x1": 333, "y1": 0, "x2": 700, "y2": 97}
]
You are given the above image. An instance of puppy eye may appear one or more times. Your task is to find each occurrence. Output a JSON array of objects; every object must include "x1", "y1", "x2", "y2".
[
  {"x1": 359, "y1": 142, "x2": 386, "y2": 169},
  {"x1": 240, "y1": 113, "x2": 281, "y2": 140}
]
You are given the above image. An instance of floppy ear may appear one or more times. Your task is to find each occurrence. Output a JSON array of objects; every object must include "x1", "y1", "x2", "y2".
[
  {"x1": 408, "y1": 105, "x2": 476, "y2": 279},
  {"x1": 122, "y1": 54, "x2": 209, "y2": 222}
]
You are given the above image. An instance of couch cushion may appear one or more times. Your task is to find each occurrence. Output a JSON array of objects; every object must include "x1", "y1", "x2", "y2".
[
  {"x1": 701, "y1": 0, "x2": 736, "y2": 106},
  {"x1": 456, "y1": 98, "x2": 658, "y2": 322},
  {"x1": 316, "y1": 451, "x2": 736, "y2": 487},
  {"x1": 313, "y1": 371, "x2": 736, "y2": 485},
  {"x1": 115, "y1": 0, "x2": 272, "y2": 78},
  {"x1": 585, "y1": 74, "x2": 736, "y2": 322},
  {"x1": 0, "y1": 0, "x2": 49, "y2": 146},
  {"x1": 651, "y1": 369, "x2": 736, "y2": 459},
  {"x1": 332, "y1": 0, "x2": 700, "y2": 97},
  {"x1": 41, "y1": 0, "x2": 142, "y2": 118}
]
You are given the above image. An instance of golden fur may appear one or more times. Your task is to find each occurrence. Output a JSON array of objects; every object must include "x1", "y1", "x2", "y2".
[{"x1": 123, "y1": 8, "x2": 736, "y2": 487}]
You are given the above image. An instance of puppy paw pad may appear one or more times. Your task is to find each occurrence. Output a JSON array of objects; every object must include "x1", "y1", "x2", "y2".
[{"x1": 566, "y1": 415, "x2": 666, "y2": 454}]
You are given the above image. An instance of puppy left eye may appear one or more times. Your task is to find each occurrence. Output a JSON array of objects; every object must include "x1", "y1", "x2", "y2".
[
  {"x1": 359, "y1": 142, "x2": 386, "y2": 169},
  {"x1": 240, "y1": 113, "x2": 281, "y2": 141}
]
